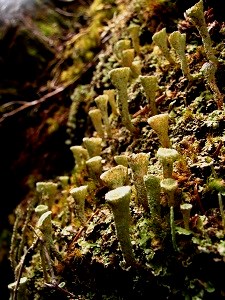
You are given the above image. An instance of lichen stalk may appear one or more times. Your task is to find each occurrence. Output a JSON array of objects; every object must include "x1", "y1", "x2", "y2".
[
  {"x1": 128, "y1": 153, "x2": 150, "y2": 212},
  {"x1": 139, "y1": 75, "x2": 158, "y2": 115},
  {"x1": 170, "y1": 206, "x2": 178, "y2": 251},
  {"x1": 109, "y1": 67, "x2": 139, "y2": 134},
  {"x1": 152, "y1": 28, "x2": 175, "y2": 65},
  {"x1": 36, "y1": 181, "x2": 58, "y2": 209},
  {"x1": 105, "y1": 186, "x2": 136, "y2": 267},
  {"x1": 8, "y1": 277, "x2": 28, "y2": 300},
  {"x1": 144, "y1": 174, "x2": 161, "y2": 223},
  {"x1": 88, "y1": 108, "x2": 105, "y2": 138},
  {"x1": 37, "y1": 211, "x2": 54, "y2": 253},
  {"x1": 147, "y1": 114, "x2": 170, "y2": 148},
  {"x1": 83, "y1": 137, "x2": 103, "y2": 157},
  {"x1": 201, "y1": 61, "x2": 224, "y2": 109},
  {"x1": 70, "y1": 145, "x2": 89, "y2": 170},
  {"x1": 156, "y1": 148, "x2": 179, "y2": 178},
  {"x1": 128, "y1": 24, "x2": 140, "y2": 55},
  {"x1": 121, "y1": 49, "x2": 135, "y2": 67},
  {"x1": 185, "y1": 0, "x2": 218, "y2": 64},
  {"x1": 86, "y1": 156, "x2": 103, "y2": 183},
  {"x1": 114, "y1": 39, "x2": 131, "y2": 61},
  {"x1": 180, "y1": 203, "x2": 192, "y2": 230},
  {"x1": 104, "y1": 89, "x2": 119, "y2": 116},
  {"x1": 95, "y1": 94, "x2": 112, "y2": 138},
  {"x1": 70, "y1": 185, "x2": 88, "y2": 225},
  {"x1": 168, "y1": 31, "x2": 192, "y2": 81},
  {"x1": 160, "y1": 178, "x2": 178, "y2": 207},
  {"x1": 100, "y1": 165, "x2": 128, "y2": 190}
]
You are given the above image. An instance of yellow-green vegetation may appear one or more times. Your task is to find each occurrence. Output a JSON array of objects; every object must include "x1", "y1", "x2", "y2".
[
  {"x1": 9, "y1": 0, "x2": 225, "y2": 299},
  {"x1": 56, "y1": 0, "x2": 118, "y2": 85}
]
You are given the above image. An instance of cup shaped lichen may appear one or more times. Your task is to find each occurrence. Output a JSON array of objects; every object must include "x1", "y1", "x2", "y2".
[
  {"x1": 168, "y1": 31, "x2": 192, "y2": 81},
  {"x1": 83, "y1": 137, "x2": 103, "y2": 158},
  {"x1": 8, "y1": 277, "x2": 28, "y2": 300},
  {"x1": 95, "y1": 94, "x2": 112, "y2": 138},
  {"x1": 160, "y1": 178, "x2": 178, "y2": 207},
  {"x1": 121, "y1": 49, "x2": 135, "y2": 67},
  {"x1": 127, "y1": 24, "x2": 140, "y2": 55},
  {"x1": 139, "y1": 75, "x2": 158, "y2": 115},
  {"x1": 88, "y1": 108, "x2": 105, "y2": 138},
  {"x1": 104, "y1": 89, "x2": 119, "y2": 116},
  {"x1": 37, "y1": 210, "x2": 54, "y2": 252},
  {"x1": 70, "y1": 145, "x2": 89, "y2": 170},
  {"x1": 201, "y1": 61, "x2": 223, "y2": 109},
  {"x1": 147, "y1": 113, "x2": 170, "y2": 148},
  {"x1": 185, "y1": 0, "x2": 217, "y2": 64},
  {"x1": 152, "y1": 28, "x2": 175, "y2": 64},
  {"x1": 156, "y1": 147, "x2": 179, "y2": 178},
  {"x1": 128, "y1": 152, "x2": 150, "y2": 212},
  {"x1": 109, "y1": 67, "x2": 138, "y2": 134},
  {"x1": 70, "y1": 185, "x2": 88, "y2": 225},
  {"x1": 100, "y1": 165, "x2": 128, "y2": 190},
  {"x1": 36, "y1": 181, "x2": 58, "y2": 209},
  {"x1": 114, "y1": 39, "x2": 131, "y2": 61},
  {"x1": 114, "y1": 154, "x2": 129, "y2": 167},
  {"x1": 144, "y1": 174, "x2": 161, "y2": 222},
  {"x1": 86, "y1": 156, "x2": 103, "y2": 183},
  {"x1": 105, "y1": 186, "x2": 136, "y2": 266},
  {"x1": 180, "y1": 203, "x2": 192, "y2": 230}
]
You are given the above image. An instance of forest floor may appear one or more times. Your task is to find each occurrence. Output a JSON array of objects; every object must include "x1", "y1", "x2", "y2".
[{"x1": 1, "y1": 0, "x2": 225, "y2": 299}]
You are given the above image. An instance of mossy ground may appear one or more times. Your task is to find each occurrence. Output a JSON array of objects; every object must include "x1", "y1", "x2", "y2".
[{"x1": 3, "y1": 0, "x2": 225, "y2": 299}]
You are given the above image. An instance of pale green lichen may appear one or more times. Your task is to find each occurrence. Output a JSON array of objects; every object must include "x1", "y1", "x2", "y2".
[
  {"x1": 127, "y1": 24, "x2": 141, "y2": 55},
  {"x1": 8, "y1": 276, "x2": 28, "y2": 300},
  {"x1": 201, "y1": 61, "x2": 224, "y2": 109},
  {"x1": 95, "y1": 94, "x2": 112, "y2": 138},
  {"x1": 88, "y1": 108, "x2": 105, "y2": 138},
  {"x1": 148, "y1": 113, "x2": 170, "y2": 148},
  {"x1": 105, "y1": 186, "x2": 136, "y2": 267},
  {"x1": 144, "y1": 174, "x2": 161, "y2": 223},
  {"x1": 86, "y1": 156, "x2": 103, "y2": 183},
  {"x1": 70, "y1": 185, "x2": 89, "y2": 225},
  {"x1": 168, "y1": 31, "x2": 192, "y2": 81},
  {"x1": 36, "y1": 181, "x2": 58, "y2": 209},
  {"x1": 180, "y1": 203, "x2": 192, "y2": 230},
  {"x1": 139, "y1": 75, "x2": 158, "y2": 115},
  {"x1": 100, "y1": 165, "x2": 128, "y2": 189},
  {"x1": 121, "y1": 49, "x2": 135, "y2": 67},
  {"x1": 128, "y1": 152, "x2": 150, "y2": 212},
  {"x1": 83, "y1": 137, "x2": 103, "y2": 157},
  {"x1": 160, "y1": 178, "x2": 178, "y2": 207},
  {"x1": 156, "y1": 148, "x2": 179, "y2": 178},
  {"x1": 152, "y1": 28, "x2": 175, "y2": 65},
  {"x1": 185, "y1": 0, "x2": 218, "y2": 64},
  {"x1": 109, "y1": 67, "x2": 139, "y2": 134}
]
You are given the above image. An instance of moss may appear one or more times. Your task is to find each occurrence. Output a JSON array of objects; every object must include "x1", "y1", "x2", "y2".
[{"x1": 8, "y1": 0, "x2": 225, "y2": 298}]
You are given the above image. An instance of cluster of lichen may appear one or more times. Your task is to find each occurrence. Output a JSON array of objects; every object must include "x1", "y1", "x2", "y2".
[{"x1": 9, "y1": 0, "x2": 225, "y2": 298}]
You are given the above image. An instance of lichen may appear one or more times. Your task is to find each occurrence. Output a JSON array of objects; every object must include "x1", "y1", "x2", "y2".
[{"x1": 8, "y1": 0, "x2": 225, "y2": 299}]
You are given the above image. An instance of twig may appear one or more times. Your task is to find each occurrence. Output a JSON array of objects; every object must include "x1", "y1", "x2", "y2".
[
  {"x1": 0, "y1": 86, "x2": 64, "y2": 123},
  {"x1": 44, "y1": 282, "x2": 76, "y2": 299},
  {"x1": 69, "y1": 209, "x2": 100, "y2": 250},
  {"x1": 132, "y1": 94, "x2": 166, "y2": 118},
  {"x1": 212, "y1": 140, "x2": 223, "y2": 158},
  {"x1": 42, "y1": 240, "x2": 57, "y2": 284},
  {"x1": 0, "y1": 101, "x2": 27, "y2": 109},
  {"x1": 13, "y1": 238, "x2": 39, "y2": 300}
]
